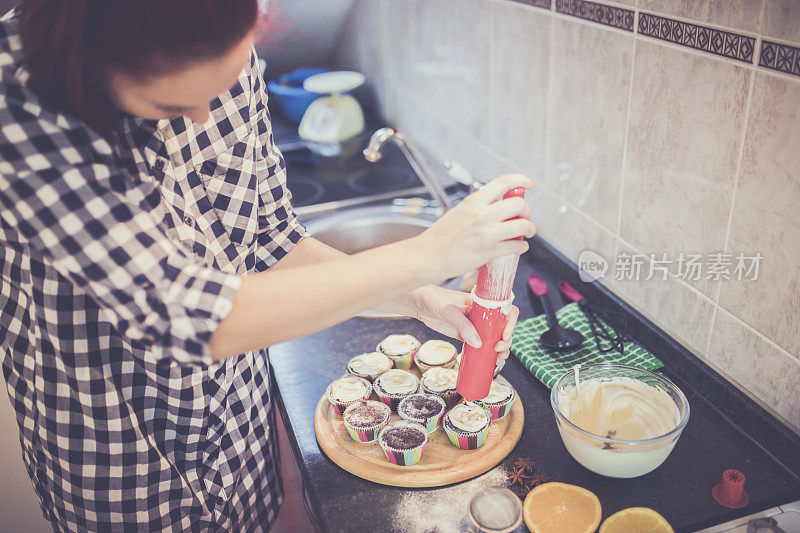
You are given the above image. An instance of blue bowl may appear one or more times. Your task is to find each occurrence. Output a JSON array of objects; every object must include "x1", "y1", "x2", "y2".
[{"x1": 267, "y1": 67, "x2": 331, "y2": 124}]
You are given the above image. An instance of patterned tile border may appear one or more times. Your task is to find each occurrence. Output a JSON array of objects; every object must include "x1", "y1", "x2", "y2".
[
  {"x1": 759, "y1": 40, "x2": 800, "y2": 78},
  {"x1": 555, "y1": 0, "x2": 635, "y2": 32},
  {"x1": 511, "y1": 0, "x2": 551, "y2": 9},
  {"x1": 638, "y1": 12, "x2": 755, "y2": 64},
  {"x1": 510, "y1": 0, "x2": 800, "y2": 77}
]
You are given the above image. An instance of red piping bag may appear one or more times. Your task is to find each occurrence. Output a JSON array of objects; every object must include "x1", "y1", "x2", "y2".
[{"x1": 456, "y1": 187, "x2": 527, "y2": 401}]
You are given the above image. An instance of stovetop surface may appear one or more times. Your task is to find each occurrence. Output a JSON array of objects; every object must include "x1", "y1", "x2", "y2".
[{"x1": 271, "y1": 110, "x2": 436, "y2": 210}]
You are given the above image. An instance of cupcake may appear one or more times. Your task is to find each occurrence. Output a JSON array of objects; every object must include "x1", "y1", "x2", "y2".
[
  {"x1": 397, "y1": 393, "x2": 446, "y2": 434},
  {"x1": 373, "y1": 369, "x2": 420, "y2": 411},
  {"x1": 346, "y1": 351, "x2": 393, "y2": 381},
  {"x1": 376, "y1": 334, "x2": 420, "y2": 370},
  {"x1": 456, "y1": 352, "x2": 504, "y2": 377},
  {"x1": 378, "y1": 421, "x2": 429, "y2": 466},
  {"x1": 414, "y1": 340, "x2": 458, "y2": 373},
  {"x1": 326, "y1": 376, "x2": 372, "y2": 416},
  {"x1": 474, "y1": 380, "x2": 517, "y2": 420},
  {"x1": 342, "y1": 400, "x2": 391, "y2": 443},
  {"x1": 443, "y1": 403, "x2": 492, "y2": 450},
  {"x1": 420, "y1": 367, "x2": 461, "y2": 407}
]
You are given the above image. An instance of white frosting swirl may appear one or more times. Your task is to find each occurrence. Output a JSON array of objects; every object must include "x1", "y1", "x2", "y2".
[
  {"x1": 378, "y1": 334, "x2": 419, "y2": 356},
  {"x1": 348, "y1": 352, "x2": 392, "y2": 376},
  {"x1": 448, "y1": 404, "x2": 489, "y2": 433},
  {"x1": 417, "y1": 340, "x2": 457, "y2": 365},
  {"x1": 376, "y1": 369, "x2": 419, "y2": 395},
  {"x1": 557, "y1": 377, "x2": 680, "y2": 440},
  {"x1": 480, "y1": 381, "x2": 513, "y2": 404},
  {"x1": 422, "y1": 367, "x2": 458, "y2": 392},
  {"x1": 328, "y1": 377, "x2": 369, "y2": 403}
]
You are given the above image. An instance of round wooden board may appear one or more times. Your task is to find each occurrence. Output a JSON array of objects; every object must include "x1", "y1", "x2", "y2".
[{"x1": 314, "y1": 375, "x2": 524, "y2": 488}]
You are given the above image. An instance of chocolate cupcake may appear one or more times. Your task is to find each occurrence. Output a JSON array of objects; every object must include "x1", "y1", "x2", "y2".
[
  {"x1": 474, "y1": 380, "x2": 517, "y2": 420},
  {"x1": 346, "y1": 351, "x2": 393, "y2": 382},
  {"x1": 414, "y1": 340, "x2": 458, "y2": 373},
  {"x1": 443, "y1": 403, "x2": 492, "y2": 450},
  {"x1": 326, "y1": 376, "x2": 372, "y2": 416},
  {"x1": 420, "y1": 367, "x2": 461, "y2": 407},
  {"x1": 376, "y1": 334, "x2": 420, "y2": 371},
  {"x1": 373, "y1": 369, "x2": 420, "y2": 411},
  {"x1": 378, "y1": 421, "x2": 429, "y2": 466},
  {"x1": 342, "y1": 400, "x2": 391, "y2": 443},
  {"x1": 456, "y1": 352, "x2": 504, "y2": 377},
  {"x1": 397, "y1": 393, "x2": 446, "y2": 433}
]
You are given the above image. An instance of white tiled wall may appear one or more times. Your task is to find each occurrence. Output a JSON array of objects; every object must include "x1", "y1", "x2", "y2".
[{"x1": 333, "y1": 0, "x2": 800, "y2": 433}]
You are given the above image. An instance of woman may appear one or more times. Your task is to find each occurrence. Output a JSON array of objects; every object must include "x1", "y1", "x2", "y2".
[{"x1": 0, "y1": 1, "x2": 535, "y2": 531}]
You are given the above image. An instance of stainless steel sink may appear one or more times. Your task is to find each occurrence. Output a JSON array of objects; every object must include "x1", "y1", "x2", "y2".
[
  {"x1": 301, "y1": 204, "x2": 460, "y2": 317},
  {"x1": 302, "y1": 204, "x2": 436, "y2": 254}
]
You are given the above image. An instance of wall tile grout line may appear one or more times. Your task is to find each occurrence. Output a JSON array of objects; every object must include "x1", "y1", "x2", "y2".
[
  {"x1": 378, "y1": 0, "x2": 390, "y2": 123},
  {"x1": 487, "y1": 1, "x2": 497, "y2": 154},
  {"x1": 544, "y1": 0, "x2": 555, "y2": 190},
  {"x1": 615, "y1": 9, "x2": 637, "y2": 238},
  {"x1": 704, "y1": 0, "x2": 767, "y2": 358},
  {"x1": 715, "y1": 304, "x2": 800, "y2": 363}
]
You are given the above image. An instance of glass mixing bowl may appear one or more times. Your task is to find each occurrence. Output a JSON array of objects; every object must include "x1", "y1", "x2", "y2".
[{"x1": 550, "y1": 364, "x2": 690, "y2": 478}]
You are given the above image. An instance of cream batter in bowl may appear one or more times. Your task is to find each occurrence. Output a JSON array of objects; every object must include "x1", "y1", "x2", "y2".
[{"x1": 550, "y1": 364, "x2": 690, "y2": 478}]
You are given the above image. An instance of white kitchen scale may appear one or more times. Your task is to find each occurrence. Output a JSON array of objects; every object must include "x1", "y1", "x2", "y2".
[{"x1": 298, "y1": 71, "x2": 366, "y2": 157}]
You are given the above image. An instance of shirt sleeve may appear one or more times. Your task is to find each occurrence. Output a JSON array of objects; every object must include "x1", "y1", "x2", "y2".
[
  {"x1": 248, "y1": 49, "x2": 310, "y2": 272},
  {"x1": 0, "y1": 105, "x2": 241, "y2": 366}
]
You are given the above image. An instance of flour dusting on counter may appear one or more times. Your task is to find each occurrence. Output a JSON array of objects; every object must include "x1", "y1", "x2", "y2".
[{"x1": 390, "y1": 467, "x2": 508, "y2": 532}]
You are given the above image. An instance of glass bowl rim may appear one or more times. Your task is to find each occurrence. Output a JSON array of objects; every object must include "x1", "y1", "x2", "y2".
[{"x1": 549, "y1": 363, "x2": 691, "y2": 446}]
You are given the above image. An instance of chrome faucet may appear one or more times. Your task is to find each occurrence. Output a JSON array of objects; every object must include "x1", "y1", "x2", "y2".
[{"x1": 363, "y1": 128, "x2": 452, "y2": 212}]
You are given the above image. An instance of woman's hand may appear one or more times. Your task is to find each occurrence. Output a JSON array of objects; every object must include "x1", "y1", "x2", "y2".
[
  {"x1": 413, "y1": 286, "x2": 520, "y2": 364},
  {"x1": 413, "y1": 174, "x2": 536, "y2": 280}
]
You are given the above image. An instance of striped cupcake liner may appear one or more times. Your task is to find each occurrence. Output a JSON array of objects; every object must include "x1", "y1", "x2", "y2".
[
  {"x1": 346, "y1": 367, "x2": 390, "y2": 383},
  {"x1": 385, "y1": 350, "x2": 417, "y2": 371},
  {"x1": 415, "y1": 357, "x2": 457, "y2": 374},
  {"x1": 378, "y1": 422, "x2": 429, "y2": 466},
  {"x1": 342, "y1": 401, "x2": 390, "y2": 443},
  {"x1": 421, "y1": 384, "x2": 461, "y2": 408},
  {"x1": 374, "y1": 388, "x2": 418, "y2": 411},
  {"x1": 443, "y1": 412, "x2": 492, "y2": 450},
  {"x1": 397, "y1": 395, "x2": 446, "y2": 434},
  {"x1": 475, "y1": 390, "x2": 517, "y2": 421}
]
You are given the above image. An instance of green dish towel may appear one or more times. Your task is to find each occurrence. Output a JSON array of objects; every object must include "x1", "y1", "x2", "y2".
[{"x1": 511, "y1": 302, "x2": 663, "y2": 389}]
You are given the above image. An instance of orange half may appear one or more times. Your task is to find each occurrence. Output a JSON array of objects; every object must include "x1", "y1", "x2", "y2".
[
  {"x1": 599, "y1": 507, "x2": 674, "y2": 533},
  {"x1": 522, "y1": 482, "x2": 602, "y2": 533}
]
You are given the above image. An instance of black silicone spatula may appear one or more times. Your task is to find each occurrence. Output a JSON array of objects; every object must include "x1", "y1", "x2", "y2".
[{"x1": 527, "y1": 274, "x2": 584, "y2": 352}]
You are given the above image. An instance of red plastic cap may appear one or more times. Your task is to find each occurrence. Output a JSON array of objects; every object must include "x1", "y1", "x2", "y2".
[{"x1": 712, "y1": 469, "x2": 749, "y2": 508}]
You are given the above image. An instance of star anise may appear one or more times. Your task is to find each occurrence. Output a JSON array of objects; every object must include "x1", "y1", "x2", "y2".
[
  {"x1": 513, "y1": 457, "x2": 536, "y2": 473},
  {"x1": 506, "y1": 468, "x2": 531, "y2": 487},
  {"x1": 525, "y1": 473, "x2": 551, "y2": 491}
]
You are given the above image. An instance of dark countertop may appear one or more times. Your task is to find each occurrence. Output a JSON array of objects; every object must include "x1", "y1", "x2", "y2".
[{"x1": 268, "y1": 237, "x2": 800, "y2": 533}]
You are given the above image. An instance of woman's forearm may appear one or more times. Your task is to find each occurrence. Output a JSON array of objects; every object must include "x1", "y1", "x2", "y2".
[
  {"x1": 208, "y1": 237, "x2": 436, "y2": 360},
  {"x1": 267, "y1": 236, "x2": 423, "y2": 317}
]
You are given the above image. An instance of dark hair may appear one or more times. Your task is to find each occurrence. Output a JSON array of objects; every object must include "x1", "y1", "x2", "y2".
[{"x1": 19, "y1": 0, "x2": 259, "y2": 139}]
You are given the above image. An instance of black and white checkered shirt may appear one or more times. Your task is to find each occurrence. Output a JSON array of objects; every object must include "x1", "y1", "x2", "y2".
[{"x1": 0, "y1": 9, "x2": 306, "y2": 531}]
